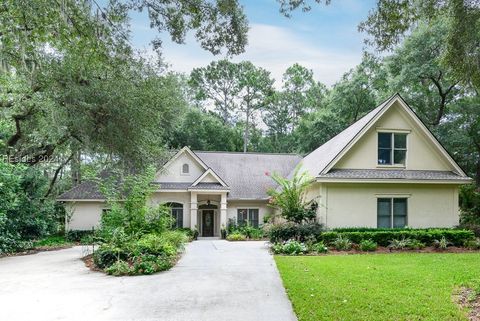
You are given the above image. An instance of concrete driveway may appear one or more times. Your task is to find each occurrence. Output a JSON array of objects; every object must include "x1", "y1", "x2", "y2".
[{"x1": 0, "y1": 240, "x2": 297, "y2": 321}]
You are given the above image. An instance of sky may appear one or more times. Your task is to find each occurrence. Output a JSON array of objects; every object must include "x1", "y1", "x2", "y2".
[{"x1": 126, "y1": 0, "x2": 377, "y2": 87}]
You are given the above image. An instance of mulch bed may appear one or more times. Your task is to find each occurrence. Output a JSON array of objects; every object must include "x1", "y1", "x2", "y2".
[
  {"x1": 454, "y1": 287, "x2": 480, "y2": 321},
  {"x1": 82, "y1": 254, "x2": 103, "y2": 272},
  {"x1": 0, "y1": 245, "x2": 74, "y2": 259}
]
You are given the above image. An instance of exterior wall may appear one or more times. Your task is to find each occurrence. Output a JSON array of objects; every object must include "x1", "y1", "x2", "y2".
[
  {"x1": 155, "y1": 152, "x2": 204, "y2": 183},
  {"x1": 334, "y1": 102, "x2": 455, "y2": 171},
  {"x1": 323, "y1": 183, "x2": 459, "y2": 228},
  {"x1": 66, "y1": 201, "x2": 105, "y2": 230},
  {"x1": 226, "y1": 200, "x2": 271, "y2": 226},
  {"x1": 149, "y1": 192, "x2": 191, "y2": 228}
]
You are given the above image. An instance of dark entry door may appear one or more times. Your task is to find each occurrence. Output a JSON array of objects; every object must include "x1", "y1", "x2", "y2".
[{"x1": 202, "y1": 210, "x2": 214, "y2": 237}]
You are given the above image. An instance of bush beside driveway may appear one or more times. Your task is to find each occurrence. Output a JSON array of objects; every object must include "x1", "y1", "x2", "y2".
[{"x1": 0, "y1": 241, "x2": 296, "y2": 321}]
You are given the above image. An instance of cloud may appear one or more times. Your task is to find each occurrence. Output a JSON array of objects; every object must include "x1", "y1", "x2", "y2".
[{"x1": 160, "y1": 23, "x2": 362, "y2": 87}]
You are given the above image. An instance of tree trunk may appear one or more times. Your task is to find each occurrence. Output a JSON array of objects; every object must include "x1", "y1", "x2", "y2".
[
  {"x1": 244, "y1": 107, "x2": 250, "y2": 153},
  {"x1": 71, "y1": 150, "x2": 82, "y2": 186}
]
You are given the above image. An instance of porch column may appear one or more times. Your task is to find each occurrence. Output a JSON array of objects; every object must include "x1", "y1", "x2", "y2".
[
  {"x1": 190, "y1": 192, "x2": 198, "y2": 231},
  {"x1": 220, "y1": 192, "x2": 227, "y2": 230}
]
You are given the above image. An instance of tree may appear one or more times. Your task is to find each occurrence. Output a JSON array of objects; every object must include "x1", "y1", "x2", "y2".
[
  {"x1": 237, "y1": 62, "x2": 274, "y2": 152},
  {"x1": 359, "y1": 0, "x2": 480, "y2": 91},
  {"x1": 326, "y1": 54, "x2": 388, "y2": 125},
  {"x1": 385, "y1": 19, "x2": 460, "y2": 126},
  {"x1": 281, "y1": 63, "x2": 326, "y2": 130},
  {"x1": 189, "y1": 60, "x2": 241, "y2": 124}
]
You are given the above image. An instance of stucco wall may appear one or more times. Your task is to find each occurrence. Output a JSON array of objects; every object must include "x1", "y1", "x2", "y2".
[
  {"x1": 155, "y1": 152, "x2": 204, "y2": 183},
  {"x1": 323, "y1": 183, "x2": 459, "y2": 228},
  {"x1": 334, "y1": 102, "x2": 454, "y2": 171},
  {"x1": 149, "y1": 192, "x2": 191, "y2": 228},
  {"x1": 65, "y1": 202, "x2": 105, "y2": 231},
  {"x1": 226, "y1": 201, "x2": 271, "y2": 226}
]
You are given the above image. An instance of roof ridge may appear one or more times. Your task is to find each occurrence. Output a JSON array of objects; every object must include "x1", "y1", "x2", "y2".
[{"x1": 193, "y1": 150, "x2": 301, "y2": 156}]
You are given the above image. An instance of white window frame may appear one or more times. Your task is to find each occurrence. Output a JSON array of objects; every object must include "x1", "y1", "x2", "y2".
[
  {"x1": 376, "y1": 196, "x2": 409, "y2": 228},
  {"x1": 181, "y1": 163, "x2": 190, "y2": 175},
  {"x1": 377, "y1": 129, "x2": 409, "y2": 168}
]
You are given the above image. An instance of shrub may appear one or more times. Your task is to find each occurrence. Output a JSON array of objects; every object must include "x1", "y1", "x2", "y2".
[
  {"x1": 267, "y1": 222, "x2": 324, "y2": 243},
  {"x1": 226, "y1": 233, "x2": 246, "y2": 241},
  {"x1": 433, "y1": 236, "x2": 451, "y2": 250},
  {"x1": 406, "y1": 239, "x2": 426, "y2": 250},
  {"x1": 319, "y1": 229, "x2": 474, "y2": 247},
  {"x1": 66, "y1": 230, "x2": 94, "y2": 242},
  {"x1": 359, "y1": 239, "x2": 377, "y2": 252},
  {"x1": 93, "y1": 244, "x2": 129, "y2": 269},
  {"x1": 105, "y1": 260, "x2": 132, "y2": 276},
  {"x1": 33, "y1": 235, "x2": 70, "y2": 247},
  {"x1": 133, "y1": 234, "x2": 177, "y2": 257},
  {"x1": 160, "y1": 230, "x2": 188, "y2": 250},
  {"x1": 312, "y1": 241, "x2": 328, "y2": 253},
  {"x1": 333, "y1": 235, "x2": 352, "y2": 251},
  {"x1": 272, "y1": 240, "x2": 307, "y2": 255},
  {"x1": 388, "y1": 238, "x2": 412, "y2": 250},
  {"x1": 132, "y1": 254, "x2": 173, "y2": 275},
  {"x1": 465, "y1": 238, "x2": 480, "y2": 250}
]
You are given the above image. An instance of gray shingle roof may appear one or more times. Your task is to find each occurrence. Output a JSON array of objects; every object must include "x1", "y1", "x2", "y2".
[
  {"x1": 57, "y1": 180, "x2": 105, "y2": 200},
  {"x1": 154, "y1": 182, "x2": 191, "y2": 190},
  {"x1": 194, "y1": 151, "x2": 302, "y2": 199},
  {"x1": 318, "y1": 169, "x2": 471, "y2": 181},
  {"x1": 188, "y1": 183, "x2": 230, "y2": 190},
  {"x1": 297, "y1": 95, "x2": 394, "y2": 178}
]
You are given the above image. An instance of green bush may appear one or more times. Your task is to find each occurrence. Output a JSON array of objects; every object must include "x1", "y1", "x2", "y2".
[
  {"x1": 312, "y1": 241, "x2": 328, "y2": 253},
  {"x1": 433, "y1": 236, "x2": 451, "y2": 250},
  {"x1": 388, "y1": 238, "x2": 426, "y2": 250},
  {"x1": 132, "y1": 233, "x2": 177, "y2": 257},
  {"x1": 66, "y1": 230, "x2": 94, "y2": 242},
  {"x1": 272, "y1": 240, "x2": 307, "y2": 255},
  {"x1": 332, "y1": 235, "x2": 352, "y2": 251},
  {"x1": 226, "y1": 233, "x2": 247, "y2": 241},
  {"x1": 406, "y1": 239, "x2": 426, "y2": 250},
  {"x1": 267, "y1": 222, "x2": 324, "y2": 243},
  {"x1": 319, "y1": 229, "x2": 474, "y2": 247},
  {"x1": 465, "y1": 238, "x2": 480, "y2": 249},
  {"x1": 133, "y1": 254, "x2": 173, "y2": 275},
  {"x1": 359, "y1": 239, "x2": 377, "y2": 252},
  {"x1": 33, "y1": 235, "x2": 71, "y2": 247},
  {"x1": 93, "y1": 244, "x2": 129, "y2": 269},
  {"x1": 105, "y1": 260, "x2": 132, "y2": 276},
  {"x1": 0, "y1": 162, "x2": 62, "y2": 253}
]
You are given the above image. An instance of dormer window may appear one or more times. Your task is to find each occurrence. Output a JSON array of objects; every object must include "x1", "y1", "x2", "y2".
[
  {"x1": 181, "y1": 163, "x2": 189, "y2": 175},
  {"x1": 378, "y1": 132, "x2": 407, "y2": 166}
]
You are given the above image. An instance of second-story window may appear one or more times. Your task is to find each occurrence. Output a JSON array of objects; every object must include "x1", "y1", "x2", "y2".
[
  {"x1": 182, "y1": 163, "x2": 189, "y2": 174},
  {"x1": 378, "y1": 133, "x2": 407, "y2": 165}
]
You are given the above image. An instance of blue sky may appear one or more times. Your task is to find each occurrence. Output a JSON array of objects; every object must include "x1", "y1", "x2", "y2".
[{"x1": 127, "y1": 0, "x2": 376, "y2": 87}]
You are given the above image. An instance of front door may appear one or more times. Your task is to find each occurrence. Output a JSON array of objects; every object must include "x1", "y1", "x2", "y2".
[{"x1": 202, "y1": 210, "x2": 214, "y2": 237}]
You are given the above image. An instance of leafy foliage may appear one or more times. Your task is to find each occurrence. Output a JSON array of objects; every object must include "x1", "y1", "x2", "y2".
[{"x1": 267, "y1": 166, "x2": 317, "y2": 223}]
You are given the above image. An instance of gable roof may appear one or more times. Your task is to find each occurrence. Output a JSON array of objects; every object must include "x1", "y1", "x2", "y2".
[
  {"x1": 298, "y1": 93, "x2": 468, "y2": 178},
  {"x1": 191, "y1": 168, "x2": 228, "y2": 187},
  {"x1": 194, "y1": 151, "x2": 303, "y2": 199}
]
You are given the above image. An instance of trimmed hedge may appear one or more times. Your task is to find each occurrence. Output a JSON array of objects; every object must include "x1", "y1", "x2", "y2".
[
  {"x1": 267, "y1": 222, "x2": 324, "y2": 243},
  {"x1": 267, "y1": 223, "x2": 475, "y2": 247},
  {"x1": 319, "y1": 229, "x2": 475, "y2": 247}
]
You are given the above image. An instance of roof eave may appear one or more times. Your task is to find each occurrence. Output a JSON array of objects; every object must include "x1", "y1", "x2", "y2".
[{"x1": 315, "y1": 177, "x2": 472, "y2": 184}]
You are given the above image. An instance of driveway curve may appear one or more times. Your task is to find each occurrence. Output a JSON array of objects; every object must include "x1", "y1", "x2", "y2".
[{"x1": 0, "y1": 240, "x2": 297, "y2": 321}]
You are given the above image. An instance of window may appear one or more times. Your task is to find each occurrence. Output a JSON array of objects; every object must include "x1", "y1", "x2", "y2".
[
  {"x1": 237, "y1": 209, "x2": 259, "y2": 228},
  {"x1": 102, "y1": 208, "x2": 111, "y2": 215},
  {"x1": 378, "y1": 133, "x2": 407, "y2": 165},
  {"x1": 377, "y1": 198, "x2": 407, "y2": 228},
  {"x1": 166, "y1": 202, "x2": 183, "y2": 228},
  {"x1": 181, "y1": 163, "x2": 189, "y2": 174}
]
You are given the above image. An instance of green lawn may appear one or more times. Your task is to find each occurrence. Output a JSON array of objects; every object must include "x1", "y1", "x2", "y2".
[{"x1": 275, "y1": 253, "x2": 480, "y2": 321}]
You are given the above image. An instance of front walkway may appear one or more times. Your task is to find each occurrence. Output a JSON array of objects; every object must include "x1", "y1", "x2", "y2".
[{"x1": 0, "y1": 240, "x2": 297, "y2": 321}]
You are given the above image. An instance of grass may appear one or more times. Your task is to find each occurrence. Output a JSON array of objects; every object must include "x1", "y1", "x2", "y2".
[
  {"x1": 33, "y1": 235, "x2": 72, "y2": 248},
  {"x1": 275, "y1": 253, "x2": 480, "y2": 321}
]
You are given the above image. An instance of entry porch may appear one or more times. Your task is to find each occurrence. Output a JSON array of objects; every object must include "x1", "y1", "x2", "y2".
[{"x1": 190, "y1": 192, "x2": 227, "y2": 237}]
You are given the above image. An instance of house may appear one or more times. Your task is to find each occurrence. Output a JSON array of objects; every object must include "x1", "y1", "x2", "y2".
[{"x1": 58, "y1": 94, "x2": 472, "y2": 235}]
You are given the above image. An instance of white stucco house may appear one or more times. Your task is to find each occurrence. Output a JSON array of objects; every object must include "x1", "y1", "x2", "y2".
[{"x1": 58, "y1": 94, "x2": 472, "y2": 235}]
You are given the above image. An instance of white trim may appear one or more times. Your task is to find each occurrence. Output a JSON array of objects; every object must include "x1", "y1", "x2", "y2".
[
  {"x1": 375, "y1": 193, "x2": 411, "y2": 198},
  {"x1": 322, "y1": 95, "x2": 468, "y2": 177},
  {"x1": 315, "y1": 178, "x2": 471, "y2": 184},
  {"x1": 154, "y1": 189, "x2": 188, "y2": 193},
  {"x1": 191, "y1": 168, "x2": 228, "y2": 187},
  {"x1": 159, "y1": 146, "x2": 208, "y2": 173},
  {"x1": 187, "y1": 188, "x2": 231, "y2": 193}
]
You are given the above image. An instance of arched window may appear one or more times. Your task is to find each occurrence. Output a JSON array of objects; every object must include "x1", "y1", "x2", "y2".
[
  {"x1": 182, "y1": 163, "x2": 189, "y2": 174},
  {"x1": 166, "y1": 202, "x2": 183, "y2": 228}
]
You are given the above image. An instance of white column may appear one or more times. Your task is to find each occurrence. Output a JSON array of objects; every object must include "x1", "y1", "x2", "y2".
[
  {"x1": 220, "y1": 192, "x2": 227, "y2": 231},
  {"x1": 190, "y1": 192, "x2": 198, "y2": 231}
]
